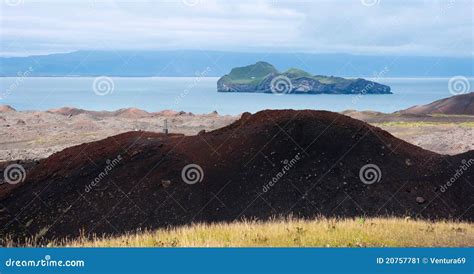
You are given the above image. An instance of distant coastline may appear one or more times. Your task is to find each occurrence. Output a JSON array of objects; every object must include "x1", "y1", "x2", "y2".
[
  {"x1": 1, "y1": 77, "x2": 468, "y2": 115},
  {"x1": 1, "y1": 50, "x2": 472, "y2": 77}
]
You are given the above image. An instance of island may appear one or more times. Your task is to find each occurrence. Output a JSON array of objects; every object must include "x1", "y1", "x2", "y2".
[{"x1": 217, "y1": 61, "x2": 391, "y2": 94}]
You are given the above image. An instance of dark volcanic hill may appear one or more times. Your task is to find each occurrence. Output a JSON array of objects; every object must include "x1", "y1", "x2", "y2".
[
  {"x1": 1, "y1": 110, "x2": 472, "y2": 243},
  {"x1": 398, "y1": 92, "x2": 474, "y2": 115}
]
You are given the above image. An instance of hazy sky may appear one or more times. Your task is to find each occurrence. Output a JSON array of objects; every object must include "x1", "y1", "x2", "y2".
[{"x1": 1, "y1": 0, "x2": 473, "y2": 57}]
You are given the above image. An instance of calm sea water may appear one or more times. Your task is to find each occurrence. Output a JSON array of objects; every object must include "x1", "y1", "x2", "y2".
[{"x1": 0, "y1": 77, "x2": 469, "y2": 115}]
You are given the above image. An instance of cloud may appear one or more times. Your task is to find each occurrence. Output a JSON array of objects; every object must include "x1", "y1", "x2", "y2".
[{"x1": 1, "y1": 0, "x2": 472, "y2": 56}]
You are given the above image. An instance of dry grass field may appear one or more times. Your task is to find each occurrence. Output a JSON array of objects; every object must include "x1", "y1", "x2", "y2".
[{"x1": 5, "y1": 217, "x2": 472, "y2": 247}]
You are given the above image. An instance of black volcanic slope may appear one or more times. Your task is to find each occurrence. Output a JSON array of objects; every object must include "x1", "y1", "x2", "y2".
[{"x1": 1, "y1": 110, "x2": 473, "y2": 243}]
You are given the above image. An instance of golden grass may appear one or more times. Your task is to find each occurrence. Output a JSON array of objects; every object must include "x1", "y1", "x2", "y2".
[{"x1": 12, "y1": 217, "x2": 471, "y2": 247}]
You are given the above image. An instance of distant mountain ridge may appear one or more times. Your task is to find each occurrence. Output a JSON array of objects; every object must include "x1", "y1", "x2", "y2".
[
  {"x1": 397, "y1": 92, "x2": 474, "y2": 115},
  {"x1": 217, "y1": 62, "x2": 391, "y2": 94},
  {"x1": 1, "y1": 50, "x2": 472, "y2": 77}
]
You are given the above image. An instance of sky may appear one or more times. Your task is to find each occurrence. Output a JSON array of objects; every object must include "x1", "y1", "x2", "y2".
[{"x1": 1, "y1": 0, "x2": 473, "y2": 57}]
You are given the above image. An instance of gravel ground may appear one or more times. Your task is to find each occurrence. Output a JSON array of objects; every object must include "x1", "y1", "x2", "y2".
[
  {"x1": 373, "y1": 124, "x2": 474, "y2": 155},
  {"x1": 0, "y1": 109, "x2": 237, "y2": 161},
  {"x1": 1, "y1": 108, "x2": 473, "y2": 161}
]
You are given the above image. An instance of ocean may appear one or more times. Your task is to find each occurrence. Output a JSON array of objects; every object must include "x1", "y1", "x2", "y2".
[{"x1": 0, "y1": 77, "x2": 469, "y2": 115}]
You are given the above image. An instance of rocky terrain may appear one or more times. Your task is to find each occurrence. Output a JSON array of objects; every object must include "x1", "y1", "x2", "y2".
[
  {"x1": 217, "y1": 61, "x2": 391, "y2": 94},
  {"x1": 0, "y1": 106, "x2": 236, "y2": 161},
  {"x1": 342, "y1": 110, "x2": 474, "y2": 155},
  {"x1": 0, "y1": 110, "x2": 472, "y2": 243},
  {"x1": 1, "y1": 105, "x2": 473, "y2": 163}
]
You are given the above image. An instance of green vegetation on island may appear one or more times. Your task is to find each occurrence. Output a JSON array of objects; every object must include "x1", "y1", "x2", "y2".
[{"x1": 217, "y1": 61, "x2": 392, "y2": 94}]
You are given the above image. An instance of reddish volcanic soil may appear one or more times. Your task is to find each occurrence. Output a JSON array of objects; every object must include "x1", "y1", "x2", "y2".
[
  {"x1": 1, "y1": 110, "x2": 473, "y2": 242},
  {"x1": 398, "y1": 92, "x2": 474, "y2": 115}
]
